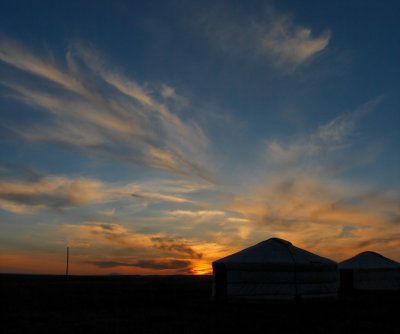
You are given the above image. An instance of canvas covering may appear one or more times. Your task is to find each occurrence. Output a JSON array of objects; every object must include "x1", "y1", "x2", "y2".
[
  {"x1": 212, "y1": 238, "x2": 339, "y2": 300},
  {"x1": 339, "y1": 252, "x2": 400, "y2": 291}
]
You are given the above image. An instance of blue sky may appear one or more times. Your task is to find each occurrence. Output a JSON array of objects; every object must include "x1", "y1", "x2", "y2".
[{"x1": 0, "y1": 0, "x2": 399, "y2": 274}]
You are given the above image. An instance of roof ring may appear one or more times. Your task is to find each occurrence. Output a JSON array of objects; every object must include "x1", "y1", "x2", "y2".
[
  {"x1": 268, "y1": 238, "x2": 293, "y2": 246},
  {"x1": 359, "y1": 251, "x2": 385, "y2": 258}
]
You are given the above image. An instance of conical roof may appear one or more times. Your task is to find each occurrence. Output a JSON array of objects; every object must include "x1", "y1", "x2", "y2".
[
  {"x1": 339, "y1": 251, "x2": 399, "y2": 270},
  {"x1": 213, "y1": 238, "x2": 337, "y2": 270}
]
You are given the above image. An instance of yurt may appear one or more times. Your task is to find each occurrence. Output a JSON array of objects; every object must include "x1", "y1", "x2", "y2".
[
  {"x1": 339, "y1": 251, "x2": 400, "y2": 291},
  {"x1": 212, "y1": 238, "x2": 339, "y2": 301}
]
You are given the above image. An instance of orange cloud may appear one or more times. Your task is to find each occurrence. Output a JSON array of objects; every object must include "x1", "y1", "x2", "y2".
[{"x1": 0, "y1": 177, "x2": 109, "y2": 213}]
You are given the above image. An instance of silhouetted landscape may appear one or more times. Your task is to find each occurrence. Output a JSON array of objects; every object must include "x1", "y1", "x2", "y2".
[{"x1": 2, "y1": 274, "x2": 399, "y2": 333}]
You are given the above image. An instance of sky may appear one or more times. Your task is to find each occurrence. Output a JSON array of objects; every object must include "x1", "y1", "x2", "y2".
[{"x1": 0, "y1": 0, "x2": 399, "y2": 275}]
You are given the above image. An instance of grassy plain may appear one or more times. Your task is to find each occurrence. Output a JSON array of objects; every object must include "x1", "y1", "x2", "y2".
[{"x1": 1, "y1": 274, "x2": 399, "y2": 333}]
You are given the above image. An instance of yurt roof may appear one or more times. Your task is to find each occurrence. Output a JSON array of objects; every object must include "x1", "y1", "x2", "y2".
[
  {"x1": 213, "y1": 238, "x2": 337, "y2": 270},
  {"x1": 339, "y1": 251, "x2": 399, "y2": 270}
]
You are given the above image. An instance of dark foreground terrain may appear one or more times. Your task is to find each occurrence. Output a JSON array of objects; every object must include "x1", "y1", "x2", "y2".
[{"x1": 1, "y1": 274, "x2": 399, "y2": 334}]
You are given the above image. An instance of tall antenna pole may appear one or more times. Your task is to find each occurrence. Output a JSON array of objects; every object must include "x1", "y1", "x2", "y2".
[{"x1": 65, "y1": 246, "x2": 69, "y2": 278}]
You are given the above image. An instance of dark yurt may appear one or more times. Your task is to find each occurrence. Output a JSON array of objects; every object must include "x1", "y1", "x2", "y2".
[
  {"x1": 212, "y1": 238, "x2": 339, "y2": 301},
  {"x1": 339, "y1": 251, "x2": 400, "y2": 291}
]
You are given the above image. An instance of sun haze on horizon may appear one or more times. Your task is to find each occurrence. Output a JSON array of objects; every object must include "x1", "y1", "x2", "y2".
[{"x1": 0, "y1": 0, "x2": 399, "y2": 275}]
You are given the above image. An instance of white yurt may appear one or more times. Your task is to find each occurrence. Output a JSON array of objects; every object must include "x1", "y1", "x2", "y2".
[
  {"x1": 212, "y1": 238, "x2": 339, "y2": 301},
  {"x1": 339, "y1": 251, "x2": 400, "y2": 291}
]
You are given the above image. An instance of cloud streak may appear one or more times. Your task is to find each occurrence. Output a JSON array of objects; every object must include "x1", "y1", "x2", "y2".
[
  {"x1": 265, "y1": 99, "x2": 381, "y2": 171},
  {"x1": 89, "y1": 259, "x2": 191, "y2": 270},
  {"x1": 196, "y1": 4, "x2": 330, "y2": 69},
  {"x1": 257, "y1": 12, "x2": 330, "y2": 68},
  {"x1": 0, "y1": 176, "x2": 109, "y2": 213},
  {"x1": 0, "y1": 36, "x2": 213, "y2": 181},
  {"x1": 0, "y1": 169, "x2": 208, "y2": 214},
  {"x1": 151, "y1": 236, "x2": 203, "y2": 259}
]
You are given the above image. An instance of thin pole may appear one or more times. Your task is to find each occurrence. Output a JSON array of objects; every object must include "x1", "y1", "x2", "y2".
[{"x1": 66, "y1": 247, "x2": 69, "y2": 277}]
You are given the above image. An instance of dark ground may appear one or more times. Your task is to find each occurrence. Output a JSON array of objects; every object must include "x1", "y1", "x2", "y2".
[{"x1": 1, "y1": 274, "x2": 399, "y2": 334}]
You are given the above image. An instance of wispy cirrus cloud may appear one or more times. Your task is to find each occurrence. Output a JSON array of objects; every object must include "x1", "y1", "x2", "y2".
[
  {"x1": 167, "y1": 209, "x2": 226, "y2": 218},
  {"x1": 130, "y1": 192, "x2": 192, "y2": 204},
  {"x1": 162, "y1": 208, "x2": 254, "y2": 245},
  {"x1": 0, "y1": 176, "x2": 109, "y2": 213},
  {"x1": 0, "y1": 35, "x2": 87, "y2": 95},
  {"x1": 62, "y1": 222, "x2": 152, "y2": 251},
  {"x1": 195, "y1": 4, "x2": 330, "y2": 70},
  {"x1": 272, "y1": 114, "x2": 354, "y2": 162},
  {"x1": 62, "y1": 221, "x2": 208, "y2": 261},
  {"x1": 0, "y1": 35, "x2": 213, "y2": 181},
  {"x1": 62, "y1": 222, "x2": 216, "y2": 273},
  {"x1": 151, "y1": 236, "x2": 203, "y2": 259},
  {"x1": 90, "y1": 259, "x2": 191, "y2": 270},
  {"x1": 257, "y1": 12, "x2": 330, "y2": 68},
  {"x1": 225, "y1": 102, "x2": 400, "y2": 260},
  {"x1": 0, "y1": 169, "x2": 208, "y2": 214},
  {"x1": 265, "y1": 98, "x2": 381, "y2": 170},
  {"x1": 228, "y1": 165, "x2": 400, "y2": 261}
]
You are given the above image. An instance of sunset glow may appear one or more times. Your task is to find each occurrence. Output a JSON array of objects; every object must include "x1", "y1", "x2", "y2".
[{"x1": 1, "y1": 1, "x2": 399, "y2": 275}]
